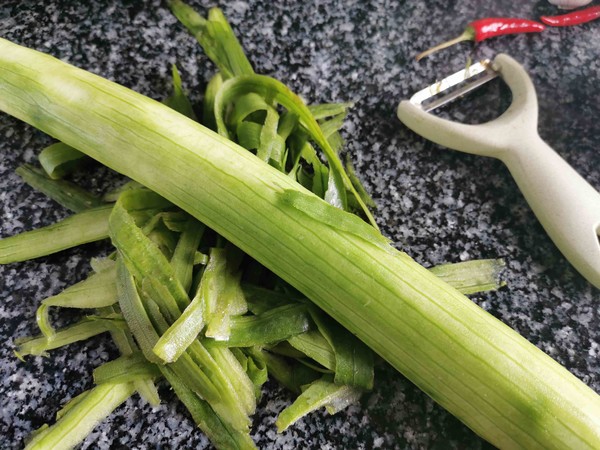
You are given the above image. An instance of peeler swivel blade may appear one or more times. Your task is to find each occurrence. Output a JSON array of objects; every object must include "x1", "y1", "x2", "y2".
[{"x1": 408, "y1": 60, "x2": 498, "y2": 113}]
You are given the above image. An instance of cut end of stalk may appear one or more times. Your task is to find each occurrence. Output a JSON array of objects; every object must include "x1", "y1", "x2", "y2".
[{"x1": 415, "y1": 29, "x2": 474, "y2": 61}]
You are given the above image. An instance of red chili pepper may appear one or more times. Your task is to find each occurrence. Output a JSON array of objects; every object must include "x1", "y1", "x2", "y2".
[
  {"x1": 541, "y1": 5, "x2": 600, "y2": 27},
  {"x1": 416, "y1": 18, "x2": 546, "y2": 61}
]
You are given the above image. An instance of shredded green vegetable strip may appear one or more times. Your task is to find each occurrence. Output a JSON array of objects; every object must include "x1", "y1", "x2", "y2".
[
  {"x1": 199, "y1": 248, "x2": 235, "y2": 340},
  {"x1": 16, "y1": 164, "x2": 103, "y2": 212},
  {"x1": 163, "y1": 64, "x2": 198, "y2": 121},
  {"x1": 430, "y1": 258, "x2": 506, "y2": 295},
  {"x1": 42, "y1": 262, "x2": 117, "y2": 309},
  {"x1": 93, "y1": 352, "x2": 161, "y2": 385},
  {"x1": 309, "y1": 309, "x2": 374, "y2": 390},
  {"x1": 225, "y1": 303, "x2": 312, "y2": 347},
  {"x1": 276, "y1": 376, "x2": 363, "y2": 432},
  {"x1": 15, "y1": 316, "x2": 127, "y2": 358},
  {"x1": 169, "y1": 0, "x2": 254, "y2": 80},
  {"x1": 105, "y1": 303, "x2": 161, "y2": 407},
  {"x1": 0, "y1": 205, "x2": 113, "y2": 263},
  {"x1": 24, "y1": 383, "x2": 135, "y2": 450},
  {"x1": 39, "y1": 142, "x2": 88, "y2": 179}
]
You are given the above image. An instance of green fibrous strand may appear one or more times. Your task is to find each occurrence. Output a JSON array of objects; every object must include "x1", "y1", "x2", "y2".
[
  {"x1": 0, "y1": 188, "x2": 171, "y2": 264},
  {"x1": 0, "y1": 205, "x2": 112, "y2": 263},
  {"x1": 104, "y1": 303, "x2": 161, "y2": 407},
  {"x1": 2, "y1": 3, "x2": 599, "y2": 450},
  {"x1": 201, "y1": 246, "x2": 248, "y2": 341},
  {"x1": 226, "y1": 303, "x2": 312, "y2": 347},
  {"x1": 275, "y1": 376, "x2": 363, "y2": 432},
  {"x1": 15, "y1": 315, "x2": 127, "y2": 358},
  {"x1": 119, "y1": 255, "x2": 251, "y2": 428},
  {"x1": 262, "y1": 351, "x2": 320, "y2": 394},
  {"x1": 171, "y1": 219, "x2": 205, "y2": 293},
  {"x1": 163, "y1": 64, "x2": 198, "y2": 121},
  {"x1": 39, "y1": 142, "x2": 88, "y2": 179},
  {"x1": 102, "y1": 180, "x2": 144, "y2": 202},
  {"x1": 42, "y1": 261, "x2": 117, "y2": 309},
  {"x1": 24, "y1": 383, "x2": 135, "y2": 450},
  {"x1": 309, "y1": 308, "x2": 373, "y2": 390},
  {"x1": 240, "y1": 347, "x2": 269, "y2": 400},
  {"x1": 16, "y1": 164, "x2": 103, "y2": 212},
  {"x1": 169, "y1": 0, "x2": 254, "y2": 80},
  {"x1": 430, "y1": 259, "x2": 506, "y2": 295},
  {"x1": 93, "y1": 352, "x2": 161, "y2": 385},
  {"x1": 288, "y1": 330, "x2": 336, "y2": 371},
  {"x1": 110, "y1": 192, "x2": 190, "y2": 313}
]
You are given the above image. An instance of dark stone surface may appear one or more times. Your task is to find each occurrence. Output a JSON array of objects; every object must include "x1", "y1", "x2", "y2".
[{"x1": 0, "y1": 0, "x2": 599, "y2": 448}]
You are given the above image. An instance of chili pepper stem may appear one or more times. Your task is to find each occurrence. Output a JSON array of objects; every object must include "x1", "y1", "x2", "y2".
[{"x1": 416, "y1": 29, "x2": 475, "y2": 61}]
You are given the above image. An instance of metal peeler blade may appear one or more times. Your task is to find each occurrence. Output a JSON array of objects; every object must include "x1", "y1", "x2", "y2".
[{"x1": 410, "y1": 60, "x2": 498, "y2": 112}]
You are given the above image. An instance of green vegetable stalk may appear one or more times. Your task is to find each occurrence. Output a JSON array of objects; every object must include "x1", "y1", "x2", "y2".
[
  {"x1": 24, "y1": 382, "x2": 135, "y2": 450},
  {"x1": 1, "y1": 38, "x2": 600, "y2": 449}
]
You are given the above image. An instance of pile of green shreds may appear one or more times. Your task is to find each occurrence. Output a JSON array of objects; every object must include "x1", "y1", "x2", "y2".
[{"x1": 0, "y1": 2, "x2": 509, "y2": 449}]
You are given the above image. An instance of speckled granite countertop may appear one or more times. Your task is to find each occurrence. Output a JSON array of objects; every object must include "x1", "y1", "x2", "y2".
[{"x1": 1, "y1": 0, "x2": 599, "y2": 448}]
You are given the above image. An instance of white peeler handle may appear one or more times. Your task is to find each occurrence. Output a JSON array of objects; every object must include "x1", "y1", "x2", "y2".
[
  {"x1": 397, "y1": 54, "x2": 600, "y2": 289},
  {"x1": 505, "y1": 132, "x2": 600, "y2": 289}
]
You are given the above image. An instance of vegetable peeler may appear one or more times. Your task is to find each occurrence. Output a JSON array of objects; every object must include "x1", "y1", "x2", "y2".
[{"x1": 397, "y1": 54, "x2": 600, "y2": 289}]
